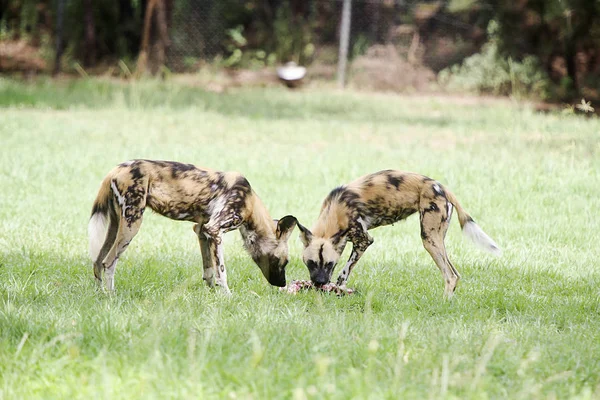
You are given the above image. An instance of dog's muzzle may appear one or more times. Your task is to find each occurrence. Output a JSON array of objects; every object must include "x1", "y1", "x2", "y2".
[{"x1": 311, "y1": 273, "x2": 330, "y2": 287}]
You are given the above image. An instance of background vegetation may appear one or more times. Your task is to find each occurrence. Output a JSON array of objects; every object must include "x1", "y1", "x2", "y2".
[
  {"x1": 1, "y1": 78, "x2": 599, "y2": 398},
  {"x1": 2, "y1": 0, "x2": 600, "y2": 101}
]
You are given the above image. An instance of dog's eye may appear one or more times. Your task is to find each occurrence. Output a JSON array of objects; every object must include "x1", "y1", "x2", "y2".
[
  {"x1": 306, "y1": 260, "x2": 318, "y2": 269},
  {"x1": 325, "y1": 262, "x2": 335, "y2": 271}
]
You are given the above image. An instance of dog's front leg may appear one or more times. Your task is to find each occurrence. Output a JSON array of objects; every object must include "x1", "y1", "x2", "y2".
[
  {"x1": 199, "y1": 207, "x2": 243, "y2": 294},
  {"x1": 336, "y1": 246, "x2": 369, "y2": 287},
  {"x1": 213, "y1": 240, "x2": 230, "y2": 294},
  {"x1": 336, "y1": 225, "x2": 373, "y2": 287},
  {"x1": 201, "y1": 225, "x2": 231, "y2": 294}
]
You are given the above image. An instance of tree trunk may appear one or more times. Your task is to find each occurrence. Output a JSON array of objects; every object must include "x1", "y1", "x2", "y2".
[
  {"x1": 83, "y1": 0, "x2": 96, "y2": 67},
  {"x1": 152, "y1": 0, "x2": 169, "y2": 74},
  {"x1": 136, "y1": 0, "x2": 158, "y2": 75}
]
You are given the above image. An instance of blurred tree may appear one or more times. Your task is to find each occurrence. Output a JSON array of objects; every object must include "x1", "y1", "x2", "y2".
[
  {"x1": 137, "y1": 0, "x2": 172, "y2": 75},
  {"x1": 482, "y1": 0, "x2": 600, "y2": 96},
  {"x1": 82, "y1": 0, "x2": 96, "y2": 67},
  {"x1": 1, "y1": 0, "x2": 599, "y2": 100}
]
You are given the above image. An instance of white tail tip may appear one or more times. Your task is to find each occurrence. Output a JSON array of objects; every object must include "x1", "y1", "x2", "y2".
[
  {"x1": 463, "y1": 220, "x2": 501, "y2": 256},
  {"x1": 88, "y1": 212, "x2": 108, "y2": 261}
]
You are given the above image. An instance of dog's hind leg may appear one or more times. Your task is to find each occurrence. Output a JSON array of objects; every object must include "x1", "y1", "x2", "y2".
[
  {"x1": 420, "y1": 192, "x2": 460, "y2": 297},
  {"x1": 193, "y1": 224, "x2": 215, "y2": 287},
  {"x1": 93, "y1": 205, "x2": 119, "y2": 288},
  {"x1": 101, "y1": 215, "x2": 143, "y2": 291}
]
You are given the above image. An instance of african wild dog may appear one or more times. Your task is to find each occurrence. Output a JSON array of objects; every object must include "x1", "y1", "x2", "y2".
[
  {"x1": 88, "y1": 160, "x2": 297, "y2": 293},
  {"x1": 296, "y1": 170, "x2": 500, "y2": 297}
]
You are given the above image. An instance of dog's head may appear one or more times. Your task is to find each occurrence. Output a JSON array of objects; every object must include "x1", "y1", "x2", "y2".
[
  {"x1": 297, "y1": 222, "x2": 349, "y2": 286},
  {"x1": 249, "y1": 215, "x2": 297, "y2": 287}
]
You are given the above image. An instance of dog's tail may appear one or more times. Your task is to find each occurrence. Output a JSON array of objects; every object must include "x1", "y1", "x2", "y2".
[
  {"x1": 88, "y1": 174, "x2": 118, "y2": 263},
  {"x1": 445, "y1": 188, "x2": 501, "y2": 256}
]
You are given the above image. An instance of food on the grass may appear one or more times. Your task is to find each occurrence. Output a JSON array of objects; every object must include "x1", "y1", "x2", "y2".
[{"x1": 280, "y1": 280, "x2": 354, "y2": 295}]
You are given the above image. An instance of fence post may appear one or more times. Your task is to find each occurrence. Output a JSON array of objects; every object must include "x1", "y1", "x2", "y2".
[{"x1": 337, "y1": 0, "x2": 352, "y2": 89}]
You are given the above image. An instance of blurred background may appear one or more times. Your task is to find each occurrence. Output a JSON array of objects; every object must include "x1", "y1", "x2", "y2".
[{"x1": 1, "y1": 0, "x2": 599, "y2": 103}]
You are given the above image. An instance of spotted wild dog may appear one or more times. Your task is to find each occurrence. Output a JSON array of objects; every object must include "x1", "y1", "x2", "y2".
[
  {"x1": 296, "y1": 170, "x2": 500, "y2": 297},
  {"x1": 88, "y1": 160, "x2": 298, "y2": 293}
]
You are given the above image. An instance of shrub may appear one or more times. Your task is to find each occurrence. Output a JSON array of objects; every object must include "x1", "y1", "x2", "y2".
[{"x1": 438, "y1": 21, "x2": 550, "y2": 99}]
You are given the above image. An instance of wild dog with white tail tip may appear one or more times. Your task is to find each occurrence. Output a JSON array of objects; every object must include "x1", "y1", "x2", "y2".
[
  {"x1": 88, "y1": 159, "x2": 297, "y2": 293},
  {"x1": 296, "y1": 170, "x2": 500, "y2": 297}
]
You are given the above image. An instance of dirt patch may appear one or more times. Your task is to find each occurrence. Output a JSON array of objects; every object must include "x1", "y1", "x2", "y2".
[
  {"x1": 0, "y1": 40, "x2": 47, "y2": 73},
  {"x1": 170, "y1": 68, "x2": 282, "y2": 93},
  {"x1": 348, "y1": 44, "x2": 437, "y2": 92},
  {"x1": 172, "y1": 48, "x2": 437, "y2": 94}
]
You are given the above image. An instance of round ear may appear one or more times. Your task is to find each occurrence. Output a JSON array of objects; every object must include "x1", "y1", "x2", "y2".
[
  {"x1": 297, "y1": 221, "x2": 313, "y2": 247},
  {"x1": 276, "y1": 215, "x2": 298, "y2": 241}
]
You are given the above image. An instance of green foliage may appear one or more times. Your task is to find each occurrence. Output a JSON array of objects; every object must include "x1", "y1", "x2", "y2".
[
  {"x1": 439, "y1": 42, "x2": 549, "y2": 98},
  {"x1": 220, "y1": 25, "x2": 276, "y2": 69},
  {"x1": 1, "y1": 78, "x2": 600, "y2": 398},
  {"x1": 271, "y1": 1, "x2": 314, "y2": 64},
  {"x1": 439, "y1": 21, "x2": 550, "y2": 98},
  {"x1": 479, "y1": 0, "x2": 600, "y2": 100},
  {"x1": 215, "y1": 1, "x2": 316, "y2": 68},
  {"x1": 447, "y1": 0, "x2": 477, "y2": 13},
  {"x1": 55, "y1": 0, "x2": 141, "y2": 63},
  {"x1": 18, "y1": 0, "x2": 37, "y2": 36}
]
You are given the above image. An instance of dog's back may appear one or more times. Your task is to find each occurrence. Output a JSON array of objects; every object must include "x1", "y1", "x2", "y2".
[{"x1": 313, "y1": 170, "x2": 429, "y2": 233}]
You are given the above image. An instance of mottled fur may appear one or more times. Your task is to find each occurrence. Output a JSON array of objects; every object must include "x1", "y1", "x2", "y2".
[
  {"x1": 297, "y1": 170, "x2": 500, "y2": 297},
  {"x1": 88, "y1": 159, "x2": 297, "y2": 292}
]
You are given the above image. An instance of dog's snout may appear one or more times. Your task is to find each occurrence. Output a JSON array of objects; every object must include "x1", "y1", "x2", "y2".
[
  {"x1": 268, "y1": 271, "x2": 286, "y2": 287},
  {"x1": 312, "y1": 274, "x2": 329, "y2": 286}
]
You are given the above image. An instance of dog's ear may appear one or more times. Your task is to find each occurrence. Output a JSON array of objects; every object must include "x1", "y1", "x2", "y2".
[
  {"x1": 331, "y1": 227, "x2": 350, "y2": 252},
  {"x1": 297, "y1": 221, "x2": 313, "y2": 247},
  {"x1": 275, "y1": 215, "x2": 297, "y2": 241}
]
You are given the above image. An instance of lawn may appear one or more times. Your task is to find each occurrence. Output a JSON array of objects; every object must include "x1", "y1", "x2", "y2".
[{"x1": 0, "y1": 77, "x2": 599, "y2": 399}]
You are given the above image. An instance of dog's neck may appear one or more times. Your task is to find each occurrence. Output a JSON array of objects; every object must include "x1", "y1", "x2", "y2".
[
  {"x1": 239, "y1": 193, "x2": 277, "y2": 258},
  {"x1": 312, "y1": 200, "x2": 352, "y2": 239}
]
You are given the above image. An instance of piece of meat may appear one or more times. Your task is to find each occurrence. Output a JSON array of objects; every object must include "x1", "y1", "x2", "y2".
[{"x1": 280, "y1": 280, "x2": 354, "y2": 295}]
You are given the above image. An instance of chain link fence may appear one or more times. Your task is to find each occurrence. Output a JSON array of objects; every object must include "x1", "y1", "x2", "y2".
[
  {"x1": 167, "y1": 1, "x2": 229, "y2": 71},
  {"x1": 6, "y1": 0, "x2": 594, "y2": 99},
  {"x1": 165, "y1": 0, "x2": 487, "y2": 91}
]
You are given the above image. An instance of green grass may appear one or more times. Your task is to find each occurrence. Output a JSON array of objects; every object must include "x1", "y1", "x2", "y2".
[{"x1": 1, "y1": 77, "x2": 599, "y2": 399}]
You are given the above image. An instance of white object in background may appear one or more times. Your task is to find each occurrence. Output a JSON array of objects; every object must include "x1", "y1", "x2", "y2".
[{"x1": 277, "y1": 62, "x2": 306, "y2": 87}]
